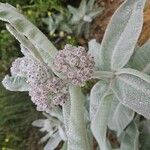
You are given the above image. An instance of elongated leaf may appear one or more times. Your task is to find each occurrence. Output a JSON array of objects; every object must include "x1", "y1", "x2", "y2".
[
  {"x1": 91, "y1": 93, "x2": 112, "y2": 150},
  {"x1": 113, "y1": 69, "x2": 150, "y2": 119},
  {"x1": 99, "y1": 0, "x2": 146, "y2": 71},
  {"x1": 2, "y1": 75, "x2": 28, "y2": 91},
  {"x1": 6, "y1": 24, "x2": 43, "y2": 61},
  {"x1": 68, "y1": 85, "x2": 90, "y2": 150},
  {"x1": 128, "y1": 40, "x2": 150, "y2": 74},
  {"x1": 108, "y1": 96, "x2": 135, "y2": 136},
  {"x1": 0, "y1": 3, "x2": 58, "y2": 67},
  {"x1": 44, "y1": 132, "x2": 62, "y2": 150},
  {"x1": 90, "y1": 80, "x2": 109, "y2": 119},
  {"x1": 120, "y1": 122, "x2": 139, "y2": 150}
]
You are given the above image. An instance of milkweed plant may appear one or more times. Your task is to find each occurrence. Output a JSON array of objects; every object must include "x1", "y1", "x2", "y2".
[{"x1": 0, "y1": 0, "x2": 150, "y2": 150}]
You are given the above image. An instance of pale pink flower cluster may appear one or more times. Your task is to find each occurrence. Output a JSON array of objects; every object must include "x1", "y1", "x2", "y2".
[
  {"x1": 53, "y1": 44, "x2": 95, "y2": 86},
  {"x1": 10, "y1": 57, "x2": 69, "y2": 112},
  {"x1": 29, "y1": 77, "x2": 69, "y2": 112}
]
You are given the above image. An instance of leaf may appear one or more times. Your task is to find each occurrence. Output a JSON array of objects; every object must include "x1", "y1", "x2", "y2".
[
  {"x1": 113, "y1": 69, "x2": 150, "y2": 119},
  {"x1": 88, "y1": 39, "x2": 101, "y2": 69},
  {"x1": 44, "y1": 132, "x2": 62, "y2": 150},
  {"x1": 90, "y1": 80, "x2": 109, "y2": 120},
  {"x1": 128, "y1": 40, "x2": 150, "y2": 75},
  {"x1": 0, "y1": 3, "x2": 58, "y2": 67},
  {"x1": 2, "y1": 75, "x2": 29, "y2": 91},
  {"x1": 62, "y1": 100, "x2": 71, "y2": 138},
  {"x1": 108, "y1": 96, "x2": 135, "y2": 136},
  {"x1": 91, "y1": 92, "x2": 112, "y2": 150},
  {"x1": 32, "y1": 119, "x2": 45, "y2": 128},
  {"x1": 120, "y1": 122, "x2": 139, "y2": 150},
  {"x1": 67, "y1": 85, "x2": 90, "y2": 150},
  {"x1": 139, "y1": 120, "x2": 150, "y2": 150},
  {"x1": 99, "y1": 0, "x2": 146, "y2": 71},
  {"x1": 6, "y1": 24, "x2": 43, "y2": 61},
  {"x1": 58, "y1": 126, "x2": 67, "y2": 141}
]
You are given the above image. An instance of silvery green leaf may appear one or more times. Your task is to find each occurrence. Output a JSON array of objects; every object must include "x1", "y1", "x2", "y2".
[
  {"x1": 78, "y1": 0, "x2": 87, "y2": 16},
  {"x1": 6, "y1": 24, "x2": 43, "y2": 61},
  {"x1": 91, "y1": 92, "x2": 112, "y2": 150},
  {"x1": 128, "y1": 40, "x2": 150, "y2": 75},
  {"x1": 120, "y1": 122, "x2": 139, "y2": 150},
  {"x1": 58, "y1": 126, "x2": 67, "y2": 141},
  {"x1": 86, "y1": 9, "x2": 103, "y2": 20},
  {"x1": 108, "y1": 96, "x2": 135, "y2": 136},
  {"x1": 62, "y1": 100, "x2": 71, "y2": 138},
  {"x1": 0, "y1": 3, "x2": 58, "y2": 67},
  {"x1": 44, "y1": 132, "x2": 62, "y2": 150},
  {"x1": 68, "y1": 85, "x2": 90, "y2": 150},
  {"x1": 48, "y1": 107, "x2": 63, "y2": 122},
  {"x1": 2, "y1": 75, "x2": 28, "y2": 91},
  {"x1": 88, "y1": 39, "x2": 101, "y2": 69},
  {"x1": 87, "y1": 0, "x2": 95, "y2": 11},
  {"x1": 90, "y1": 80, "x2": 109, "y2": 120},
  {"x1": 32, "y1": 119, "x2": 45, "y2": 128},
  {"x1": 113, "y1": 69, "x2": 150, "y2": 119},
  {"x1": 99, "y1": 0, "x2": 146, "y2": 71},
  {"x1": 139, "y1": 120, "x2": 150, "y2": 150}
]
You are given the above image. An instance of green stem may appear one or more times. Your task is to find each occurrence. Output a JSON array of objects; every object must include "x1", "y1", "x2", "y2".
[{"x1": 67, "y1": 85, "x2": 90, "y2": 150}]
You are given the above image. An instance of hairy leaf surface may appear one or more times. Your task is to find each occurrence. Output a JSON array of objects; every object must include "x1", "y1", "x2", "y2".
[{"x1": 99, "y1": 0, "x2": 146, "y2": 71}]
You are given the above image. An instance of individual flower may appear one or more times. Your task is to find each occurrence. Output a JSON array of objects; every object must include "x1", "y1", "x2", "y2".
[
  {"x1": 53, "y1": 44, "x2": 95, "y2": 86},
  {"x1": 29, "y1": 77, "x2": 69, "y2": 112}
]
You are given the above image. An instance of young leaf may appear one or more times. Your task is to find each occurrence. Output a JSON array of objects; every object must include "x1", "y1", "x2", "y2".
[
  {"x1": 113, "y1": 69, "x2": 150, "y2": 119},
  {"x1": 67, "y1": 85, "x2": 90, "y2": 150},
  {"x1": 2, "y1": 75, "x2": 28, "y2": 91},
  {"x1": 108, "y1": 96, "x2": 135, "y2": 136},
  {"x1": 120, "y1": 122, "x2": 139, "y2": 150},
  {"x1": 128, "y1": 40, "x2": 150, "y2": 75},
  {"x1": 0, "y1": 3, "x2": 58, "y2": 67},
  {"x1": 99, "y1": 0, "x2": 146, "y2": 71},
  {"x1": 44, "y1": 132, "x2": 62, "y2": 150}
]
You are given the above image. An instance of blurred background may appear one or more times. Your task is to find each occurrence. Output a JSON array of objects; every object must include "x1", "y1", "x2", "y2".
[{"x1": 0, "y1": 0, "x2": 150, "y2": 149}]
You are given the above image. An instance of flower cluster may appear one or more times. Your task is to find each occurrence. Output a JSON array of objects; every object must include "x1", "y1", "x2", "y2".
[
  {"x1": 29, "y1": 77, "x2": 69, "y2": 112},
  {"x1": 53, "y1": 44, "x2": 95, "y2": 86},
  {"x1": 10, "y1": 56, "x2": 69, "y2": 112},
  {"x1": 10, "y1": 57, "x2": 52, "y2": 85}
]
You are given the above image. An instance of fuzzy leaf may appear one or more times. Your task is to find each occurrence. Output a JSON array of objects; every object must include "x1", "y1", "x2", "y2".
[
  {"x1": 0, "y1": 3, "x2": 58, "y2": 67},
  {"x1": 120, "y1": 122, "x2": 139, "y2": 150},
  {"x1": 128, "y1": 40, "x2": 150, "y2": 74},
  {"x1": 108, "y1": 96, "x2": 135, "y2": 136},
  {"x1": 88, "y1": 39, "x2": 101, "y2": 69},
  {"x1": 44, "y1": 132, "x2": 61, "y2": 150},
  {"x1": 90, "y1": 81, "x2": 112, "y2": 149},
  {"x1": 113, "y1": 69, "x2": 150, "y2": 119},
  {"x1": 6, "y1": 24, "x2": 43, "y2": 61},
  {"x1": 91, "y1": 92, "x2": 112, "y2": 150},
  {"x1": 90, "y1": 80, "x2": 109, "y2": 119},
  {"x1": 68, "y1": 85, "x2": 90, "y2": 150},
  {"x1": 62, "y1": 100, "x2": 71, "y2": 139},
  {"x1": 99, "y1": 0, "x2": 146, "y2": 71},
  {"x1": 2, "y1": 75, "x2": 28, "y2": 91}
]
